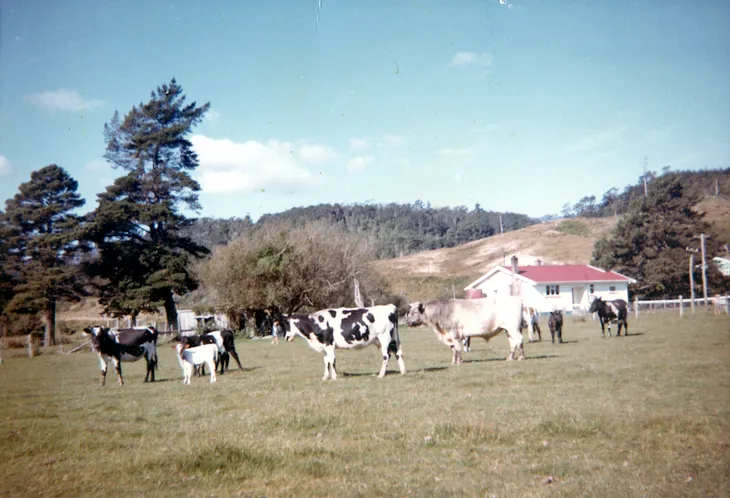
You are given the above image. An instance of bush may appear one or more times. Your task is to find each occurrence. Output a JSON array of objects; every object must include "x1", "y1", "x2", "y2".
[{"x1": 556, "y1": 220, "x2": 591, "y2": 237}]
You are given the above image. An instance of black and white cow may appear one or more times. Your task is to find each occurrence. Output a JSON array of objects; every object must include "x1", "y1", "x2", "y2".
[
  {"x1": 281, "y1": 304, "x2": 406, "y2": 381},
  {"x1": 180, "y1": 329, "x2": 243, "y2": 374},
  {"x1": 406, "y1": 296, "x2": 525, "y2": 364},
  {"x1": 588, "y1": 296, "x2": 628, "y2": 337},
  {"x1": 82, "y1": 326, "x2": 158, "y2": 386},
  {"x1": 548, "y1": 310, "x2": 564, "y2": 344}
]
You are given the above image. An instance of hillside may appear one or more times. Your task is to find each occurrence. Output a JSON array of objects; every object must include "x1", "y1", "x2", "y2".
[
  {"x1": 373, "y1": 195, "x2": 730, "y2": 302},
  {"x1": 372, "y1": 217, "x2": 618, "y2": 301}
]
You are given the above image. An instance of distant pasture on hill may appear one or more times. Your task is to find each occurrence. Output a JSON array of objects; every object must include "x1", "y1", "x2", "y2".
[{"x1": 1, "y1": 312, "x2": 728, "y2": 497}]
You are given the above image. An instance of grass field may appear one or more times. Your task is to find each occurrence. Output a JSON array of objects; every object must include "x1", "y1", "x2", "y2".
[{"x1": 1, "y1": 312, "x2": 728, "y2": 497}]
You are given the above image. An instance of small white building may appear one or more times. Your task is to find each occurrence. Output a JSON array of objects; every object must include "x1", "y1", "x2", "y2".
[
  {"x1": 713, "y1": 257, "x2": 730, "y2": 277},
  {"x1": 464, "y1": 261, "x2": 636, "y2": 313}
]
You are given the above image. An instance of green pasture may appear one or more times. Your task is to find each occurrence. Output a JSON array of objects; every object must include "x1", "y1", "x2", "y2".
[{"x1": 1, "y1": 312, "x2": 728, "y2": 497}]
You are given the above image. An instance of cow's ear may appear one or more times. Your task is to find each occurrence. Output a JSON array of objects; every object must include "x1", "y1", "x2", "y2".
[{"x1": 418, "y1": 302, "x2": 424, "y2": 314}]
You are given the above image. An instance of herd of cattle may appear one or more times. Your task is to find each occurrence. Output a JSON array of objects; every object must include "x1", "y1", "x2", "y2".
[{"x1": 81, "y1": 295, "x2": 629, "y2": 385}]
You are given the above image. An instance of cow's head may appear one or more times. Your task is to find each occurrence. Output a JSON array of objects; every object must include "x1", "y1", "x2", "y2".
[
  {"x1": 588, "y1": 297, "x2": 603, "y2": 314},
  {"x1": 406, "y1": 302, "x2": 426, "y2": 327},
  {"x1": 82, "y1": 326, "x2": 109, "y2": 351}
]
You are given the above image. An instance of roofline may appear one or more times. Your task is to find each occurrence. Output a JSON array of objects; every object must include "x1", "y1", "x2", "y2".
[{"x1": 464, "y1": 265, "x2": 536, "y2": 290}]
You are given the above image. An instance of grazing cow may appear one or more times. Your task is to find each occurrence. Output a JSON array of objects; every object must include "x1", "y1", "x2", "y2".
[
  {"x1": 180, "y1": 329, "x2": 243, "y2": 375},
  {"x1": 406, "y1": 296, "x2": 524, "y2": 364},
  {"x1": 176, "y1": 343, "x2": 218, "y2": 384},
  {"x1": 548, "y1": 310, "x2": 564, "y2": 344},
  {"x1": 588, "y1": 296, "x2": 629, "y2": 337},
  {"x1": 82, "y1": 326, "x2": 158, "y2": 386},
  {"x1": 281, "y1": 304, "x2": 406, "y2": 381}
]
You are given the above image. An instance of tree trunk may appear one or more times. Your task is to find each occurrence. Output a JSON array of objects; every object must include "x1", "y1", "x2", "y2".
[
  {"x1": 43, "y1": 300, "x2": 56, "y2": 347},
  {"x1": 163, "y1": 289, "x2": 178, "y2": 332},
  {"x1": 130, "y1": 314, "x2": 137, "y2": 327}
]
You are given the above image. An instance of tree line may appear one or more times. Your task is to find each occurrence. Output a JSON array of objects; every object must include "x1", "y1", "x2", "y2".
[
  {"x1": 562, "y1": 167, "x2": 730, "y2": 219},
  {"x1": 184, "y1": 203, "x2": 536, "y2": 259}
]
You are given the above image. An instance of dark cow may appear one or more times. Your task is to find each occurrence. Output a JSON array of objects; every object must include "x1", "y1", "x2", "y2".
[
  {"x1": 548, "y1": 310, "x2": 564, "y2": 344},
  {"x1": 407, "y1": 296, "x2": 524, "y2": 364},
  {"x1": 179, "y1": 329, "x2": 243, "y2": 375},
  {"x1": 588, "y1": 296, "x2": 628, "y2": 337},
  {"x1": 281, "y1": 304, "x2": 406, "y2": 380},
  {"x1": 82, "y1": 326, "x2": 158, "y2": 386}
]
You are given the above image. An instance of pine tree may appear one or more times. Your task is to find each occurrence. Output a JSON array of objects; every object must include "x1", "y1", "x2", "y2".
[
  {"x1": 86, "y1": 79, "x2": 210, "y2": 330},
  {"x1": 2, "y1": 165, "x2": 87, "y2": 346}
]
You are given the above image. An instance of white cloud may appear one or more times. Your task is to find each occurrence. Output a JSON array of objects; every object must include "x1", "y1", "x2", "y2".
[
  {"x1": 0, "y1": 155, "x2": 11, "y2": 175},
  {"x1": 349, "y1": 138, "x2": 370, "y2": 151},
  {"x1": 84, "y1": 159, "x2": 111, "y2": 172},
  {"x1": 382, "y1": 134, "x2": 404, "y2": 147},
  {"x1": 299, "y1": 144, "x2": 339, "y2": 164},
  {"x1": 561, "y1": 126, "x2": 628, "y2": 155},
  {"x1": 451, "y1": 52, "x2": 494, "y2": 68},
  {"x1": 346, "y1": 155, "x2": 374, "y2": 174},
  {"x1": 454, "y1": 173, "x2": 463, "y2": 183},
  {"x1": 205, "y1": 108, "x2": 221, "y2": 122},
  {"x1": 25, "y1": 89, "x2": 103, "y2": 111},
  {"x1": 191, "y1": 135, "x2": 336, "y2": 194}
]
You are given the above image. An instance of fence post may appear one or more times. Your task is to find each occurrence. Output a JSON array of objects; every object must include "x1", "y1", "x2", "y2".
[
  {"x1": 679, "y1": 295, "x2": 683, "y2": 318},
  {"x1": 725, "y1": 295, "x2": 730, "y2": 315},
  {"x1": 634, "y1": 297, "x2": 639, "y2": 320}
]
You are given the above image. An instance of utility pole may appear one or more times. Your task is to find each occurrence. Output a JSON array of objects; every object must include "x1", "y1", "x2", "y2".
[
  {"x1": 687, "y1": 249, "x2": 697, "y2": 313},
  {"x1": 499, "y1": 214, "x2": 504, "y2": 235},
  {"x1": 700, "y1": 233, "x2": 708, "y2": 306},
  {"x1": 642, "y1": 156, "x2": 649, "y2": 197}
]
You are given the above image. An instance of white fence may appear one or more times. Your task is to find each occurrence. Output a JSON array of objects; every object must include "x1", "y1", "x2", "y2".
[{"x1": 633, "y1": 295, "x2": 729, "y2": 318}]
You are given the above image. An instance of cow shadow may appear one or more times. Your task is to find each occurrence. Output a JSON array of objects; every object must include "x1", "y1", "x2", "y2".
[
  {"x1": 462, "y1": 357, "x2": 505, "y2": 364},
  {"x1": 527, "y1": 354, "x2": 560, "y2": 360},
  {"x1": 553, "y1": 340, "x2": 579, "y2": 344}
]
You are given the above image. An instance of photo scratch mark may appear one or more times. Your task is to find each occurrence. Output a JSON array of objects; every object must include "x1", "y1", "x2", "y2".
[{"x1": 315, "y1": 0, "x2": 323, "y2": 33}]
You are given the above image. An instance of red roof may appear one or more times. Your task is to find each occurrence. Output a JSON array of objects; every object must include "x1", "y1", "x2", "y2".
[{"x1": 501, "y1": 265, "x2": 633, "y2": 283}]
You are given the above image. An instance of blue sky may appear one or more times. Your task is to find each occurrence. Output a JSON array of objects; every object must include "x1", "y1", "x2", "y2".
[{"x1": 1, "y1": 0, "x2": 729, "y2": 221}]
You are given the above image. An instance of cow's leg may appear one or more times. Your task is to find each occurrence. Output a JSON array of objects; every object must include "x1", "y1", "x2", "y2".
[
  {"x1": 557, "y1": 325, "x2": 563, "y2": 343},
  {"x1": 98, "y1": 355, "x2": 108, "y2": 387},
  {"x1": 323, "y1": 345, "x2": 337, "y2": 380},
  {"x1": 229, "y1": 350, "x2": 244, "y2": 371},
  {"x1": 208, "y1": 360, "x2": 217, "y2": 383},
  {"x1": 623, "y1": 319, "x2": 628, "y2": 336},
  {"x1": 378, "y1": 341, "x2": 389, "y2": 378},
  {"x1": 112, "y1": 357, "x2": 124, "y2": 386},
  {"x1": 395, "y1": 345, "x2": 406, "y2": 375},
  {"x1": 535, "y1": 322, "x2": 542, "y2": 341},
  {"x1": 450, "y1": 328, "x2": 463, "y2": 364}
]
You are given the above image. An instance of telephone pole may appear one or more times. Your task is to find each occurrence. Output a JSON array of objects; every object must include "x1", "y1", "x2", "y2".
[
  {"x1": 687, "y1": 248, "x2": 698, "y2": 313},
  {"x1": 642, "y1": 156, "x2": 649, "y2": 197},
  {"x1": 700, "y1": 233, "x2": 708, "y2": 305}
]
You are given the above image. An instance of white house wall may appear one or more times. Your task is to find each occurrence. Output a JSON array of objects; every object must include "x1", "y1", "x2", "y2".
[
  {"x1": 589, "y1": 282, "x2": 630, "y2": 304},
  {"x1": 472, "y1": 273, "x2": 631, "y2": 313}
]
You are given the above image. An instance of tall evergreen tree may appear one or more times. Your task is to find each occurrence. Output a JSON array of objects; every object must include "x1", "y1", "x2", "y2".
[
  {"x1": 85, "y1": 78, "x2": 210, "y2": 330},
  {"x1": 2, "y1": 165, "x2": 87, "y2": 346},
  {"x1": 592, "y1": 175, "x2": 727, "y2": 298}
]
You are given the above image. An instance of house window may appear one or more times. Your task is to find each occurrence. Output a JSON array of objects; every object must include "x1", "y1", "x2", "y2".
[
  {"x1": 609, "y1": 286, "x2": 616, "y2": 292},
  {"x1": 589, "y1": 284, "x2": 594, "y2": 294},
  {"x1": 546, "y1": 285, "x2": 560, "y2": 296}
]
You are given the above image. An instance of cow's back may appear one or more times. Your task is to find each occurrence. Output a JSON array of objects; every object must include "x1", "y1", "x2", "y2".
[{"x1": 425, "y1": 296, "x2": 522, "y2": 337}]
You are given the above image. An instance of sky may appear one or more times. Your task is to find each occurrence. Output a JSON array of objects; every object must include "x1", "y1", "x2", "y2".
[{"x1": 1, "y1": 0, "x2": 729, "y2": 222}]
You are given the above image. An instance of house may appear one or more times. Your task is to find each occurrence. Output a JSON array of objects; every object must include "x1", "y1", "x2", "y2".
[
  {"x1": 464, "y1": 258, "x2": 637, "y2": 313},
  {"x1": 177, "y1": 309, "x2": 230, "y2": 335},
  {"x1": 713, "y1": 257, "x2": 730, "y2": 277}
]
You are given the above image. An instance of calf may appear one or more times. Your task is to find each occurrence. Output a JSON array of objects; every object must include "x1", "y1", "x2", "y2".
[
  {"x1": 282, "y1": 304, "x2": 406, "y2": 381},
  {"x1": 180, "y1": 329, "x2": 243, "y2": 375},
  {"x1": 82, "y1": 326, "x2": 158, "y2": 386},
  {"x1": 523, "y1": 306, "x2": 542, "y2": 342},
  {"x1": 176, "y1": 343, "x2": 218, "y2": 384},
  {"x1": 407, "y1": 296, "x2": 524, "y2": 364},
  {"x1": 548, "y1": 310, "x2": 564, "y2": 344}
]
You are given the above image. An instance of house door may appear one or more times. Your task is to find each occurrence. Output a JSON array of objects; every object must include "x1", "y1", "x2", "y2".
[{"x1": 572, "y1": 286, "x2": 585, "y2": 310}]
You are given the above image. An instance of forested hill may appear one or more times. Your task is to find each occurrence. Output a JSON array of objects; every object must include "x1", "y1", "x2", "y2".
[
  {"x1": 564, "y1": 167, "x2": 730, "y2": 218},
  {"x1": 185, "y1": 203, "x2": 537, "y2": 259}
]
